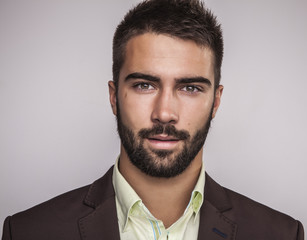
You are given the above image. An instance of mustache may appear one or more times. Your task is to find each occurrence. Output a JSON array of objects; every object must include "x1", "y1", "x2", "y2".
[{"x1": 138, "y1": 124, "x2": 190, "y2": 140}]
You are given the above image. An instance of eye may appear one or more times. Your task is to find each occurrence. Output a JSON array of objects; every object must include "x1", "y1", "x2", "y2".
[
  {"x1": 181, "y1": 85, "x2": 202, "y2": 93},
  {"x1": 134, "y1": 82, "x2": 155, "y2": 91}
]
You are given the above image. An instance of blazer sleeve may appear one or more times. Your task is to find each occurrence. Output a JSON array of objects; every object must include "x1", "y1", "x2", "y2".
[
  {"x1": 1, "y1": 216, "x2": 12, "y2": 240},
  {"x1": 297, "y1": 220, "x2": 305, "y2": 240}
]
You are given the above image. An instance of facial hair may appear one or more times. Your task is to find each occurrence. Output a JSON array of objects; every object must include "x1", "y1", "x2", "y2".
[{"x1": 116, "y1": 101, "x2": 213, "y2": 178}]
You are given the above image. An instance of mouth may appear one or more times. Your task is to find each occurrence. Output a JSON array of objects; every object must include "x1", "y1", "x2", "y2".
[{"x1": 146, "y1": 135, "x2": 181, "y2": 150}]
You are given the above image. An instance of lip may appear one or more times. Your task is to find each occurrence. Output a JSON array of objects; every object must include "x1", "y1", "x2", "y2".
[{"x1": 146, "y1": 135, "x2": 180, "y2": 150}]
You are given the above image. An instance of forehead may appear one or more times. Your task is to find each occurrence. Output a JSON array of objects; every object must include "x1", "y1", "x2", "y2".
[{"x1": 120, "y1": 33, "x2": 215, "y2": 83}]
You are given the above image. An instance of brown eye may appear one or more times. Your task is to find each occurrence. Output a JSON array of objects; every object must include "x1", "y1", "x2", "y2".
[
  {"x1": 133, "y1": 82, "x2": 155, "y2": 91},
  {"x1": 182, "y1": 85, "x2": 200, "y2": 93},
  {"x1": 139, "y1": 83, "x2": 151, "y2": 89}
]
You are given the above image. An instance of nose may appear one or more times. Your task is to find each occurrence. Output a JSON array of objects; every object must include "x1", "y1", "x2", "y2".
[{"x1": 151, "y1": 89, "x2": 179, "y2": 124}]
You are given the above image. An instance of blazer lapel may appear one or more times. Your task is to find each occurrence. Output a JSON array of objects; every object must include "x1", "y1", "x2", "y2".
[
  {"x1": 198, "y1": 174, "x2": 237, "y2": 240},
  {"x1": 79, "y1": 167, "x2": 120, "y2": 240},
  {"x1": 78, "y1": 168, "x2": 237, "y2": 240}
]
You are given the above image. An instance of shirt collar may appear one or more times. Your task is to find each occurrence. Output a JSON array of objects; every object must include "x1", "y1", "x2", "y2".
[
  {"x1": 112, "y1": 157, "x2": 205, "y2": 230},
  {"x1": 188, "y1": 163, "x2": 205, "y2": 221},
  {"x1": 112, "y1": 157, "x2": 142, "y2": 231}
]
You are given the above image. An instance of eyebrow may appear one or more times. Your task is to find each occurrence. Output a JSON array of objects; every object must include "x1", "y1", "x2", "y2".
[
  {"x1": 125, "y1": 72, "x2": 212, "y2": 87},
  {"x1": 125, "y1": 72, "x2": 160, "y2": 82},
  {"x1": 175, "y1": 77, "x2": 212, "y2": 87}
]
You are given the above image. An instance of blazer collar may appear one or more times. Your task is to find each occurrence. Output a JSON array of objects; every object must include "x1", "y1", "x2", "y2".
[
  {"x1": 79, "y1": 167, "x2": 237, "y2": 240},
  {"x1": 79, "y1": 166, "x2": 120, "y2": 240},
  {"x1": 197, "y1": 174, "x2": 237, "y2": 240}
]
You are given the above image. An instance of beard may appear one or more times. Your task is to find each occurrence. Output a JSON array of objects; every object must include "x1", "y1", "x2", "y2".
[{"x1": 116, "y1": 102, "x2": 213, "y2": 178}]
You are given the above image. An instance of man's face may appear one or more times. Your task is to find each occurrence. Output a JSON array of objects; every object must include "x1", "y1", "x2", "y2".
[{"x1": 109, "y1": 33, "x2": 222, "y2": 178}]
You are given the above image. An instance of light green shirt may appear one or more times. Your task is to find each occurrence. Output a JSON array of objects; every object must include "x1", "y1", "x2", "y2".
[{"x1": 112, "y1": 158, "x2": 205, "y2": 240}]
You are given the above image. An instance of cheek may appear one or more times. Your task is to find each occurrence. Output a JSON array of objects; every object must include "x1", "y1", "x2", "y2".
[
  {"x1": 118, "y1": 90, "x2": 153, "y2": 129},
  {"x1": 180, "y1": 99, "x2": 213, "y2": 130}
]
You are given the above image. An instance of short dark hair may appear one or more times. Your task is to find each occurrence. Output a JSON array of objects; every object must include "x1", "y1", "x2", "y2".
[{"x1": 112, "y1": 0, "x2": 223, "y2": 90}]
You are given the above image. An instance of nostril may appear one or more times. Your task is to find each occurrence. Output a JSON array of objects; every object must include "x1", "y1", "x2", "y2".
[{"x1": 152, "y1": 117, "x2": 177, "y2": 125}]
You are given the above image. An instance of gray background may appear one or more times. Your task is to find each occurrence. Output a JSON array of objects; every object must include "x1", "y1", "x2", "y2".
[{"x1": 1, "y1": 0, "x2": 306, "y2": 237}]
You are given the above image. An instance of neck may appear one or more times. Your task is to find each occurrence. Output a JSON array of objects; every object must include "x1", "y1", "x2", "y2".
[{"x1": 118, "y1": 145, "x2": 203, "y2": 228}]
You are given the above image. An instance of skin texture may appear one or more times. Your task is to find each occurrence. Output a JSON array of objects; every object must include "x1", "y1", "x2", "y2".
[{"x1": 109, "y1": 33, "x2": 223, "y2": 227}]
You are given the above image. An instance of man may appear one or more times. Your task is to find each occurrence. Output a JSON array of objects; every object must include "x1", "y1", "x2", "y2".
[{"x1": 2, "y1": 0, "x2": 304, "y2": 239}]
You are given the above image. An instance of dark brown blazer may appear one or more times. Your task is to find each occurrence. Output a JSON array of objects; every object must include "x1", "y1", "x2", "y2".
[{"x1": 2, "y1": 166, "x2": 304, "y2": 240}]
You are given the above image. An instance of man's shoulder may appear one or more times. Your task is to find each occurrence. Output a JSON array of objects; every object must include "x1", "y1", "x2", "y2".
[
  {"x1": 224, "y1": 186, "x2": 296, "y2": 220},
  {"x1": 205, "y1": 174, "x2": 304, "y2": 239},
  {"x1": 224, "y1": 187, "x2": 304, "y2": 239},
  {"x1": 3, "y1": 167, "x2": 115, "y2": 240},
  {"x1": 12, "y1": 184, "x2": 91, "y2": 220},
  {"x1": 2, "y1": 185, "x2": 92, "y2": 240},
  {"x1": 11, "y1": 166, "x2": 114, "y2": 219}
]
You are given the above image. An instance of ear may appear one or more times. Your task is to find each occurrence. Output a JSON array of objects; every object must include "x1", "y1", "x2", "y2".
[
  {"x1": 108, "y1": 81, "x2": 117, "y2": 116},
  {"x1": 212, "y1": 85, "x2": 224, "y2": 119}
]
